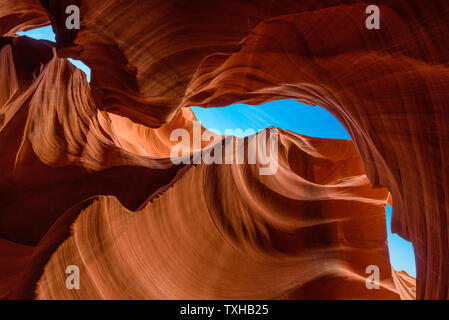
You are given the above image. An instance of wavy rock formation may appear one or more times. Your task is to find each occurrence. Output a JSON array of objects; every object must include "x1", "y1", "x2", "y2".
[
  {"x1": 0, "y1": 36, "x2": 195, "y2": 298},
  {"x1": 392, "y1": 270, "x2": 416, "y2": 300},
  {"x1": 0, "y1": 0, "x2": 48, "y2": 36},
  {"x1": 2, "y1": 0, "x2": 447, "y2": 299},
  {"x1": 36, "y1": 131, "x2": 399, "y2": 299}
]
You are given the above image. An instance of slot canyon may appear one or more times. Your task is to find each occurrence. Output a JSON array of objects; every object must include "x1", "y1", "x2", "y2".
[{"x1": 0, "y1": 0, "x2": 447, "y2": 300}]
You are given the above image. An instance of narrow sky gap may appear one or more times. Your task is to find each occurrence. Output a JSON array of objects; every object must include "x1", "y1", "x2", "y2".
[
  {"x1": 192, "y1": 100, "x2": 351, "y2": 139},
  {"x1": 386, "y1": 205, "x2": 416, "y2": 276},
  {"x1": 17, "y1": 26, "x2": 91, "y2": 82},
  {"x1": 193, "y1": 100, "x2": 416, "y2": 277}
]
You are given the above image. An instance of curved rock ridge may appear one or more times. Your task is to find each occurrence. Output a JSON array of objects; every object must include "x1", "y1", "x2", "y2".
[
  {"x1": 36, "y1": 131, "x2": 400, "y2": 300},
  {"x1": 392, "y1": 270, "x2": 416, "y2": 300},
  {"x1": 0, "y1": 36, "x2": 205, "y2": 298},
  {"x1": 37, "y1": 0, "x2": 445, "y2": 299},
  {"x1": 0, "y1": 36, "x2": 192, "y2": 244},
  {"x1": 0, "y1": 0, "x2": 49, "y2": 36}
]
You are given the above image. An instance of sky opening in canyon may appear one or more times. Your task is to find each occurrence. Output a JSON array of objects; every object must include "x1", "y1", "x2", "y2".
[
  {"x1": 17, "y1": 26, "x2": 91, "y2": 82},
  {"x1": 192, "y1": 100, "x2": 416, "y2": 277},
  {"x1": 18, "y1": 26, "x2": 416, "y2": 277}
]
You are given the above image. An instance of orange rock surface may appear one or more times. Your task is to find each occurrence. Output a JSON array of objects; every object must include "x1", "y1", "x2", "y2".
[
  {"x1": 2, "y1": 0, "x2": 448, "y2": 299},
  {"x1": 36, "y1": 131, "x2": 399, "y2": 299}
]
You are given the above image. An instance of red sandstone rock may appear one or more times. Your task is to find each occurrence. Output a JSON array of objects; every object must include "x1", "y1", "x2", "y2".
[
  {"x1": 0, "y1": 0, "x2": 48, "y2": 36},
  {"x1": 36, "y1": 132, "x2": 399, "y2": 299},
  {"x1": 2, "y1": 0, "x2": 446, "y2": 299}
]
